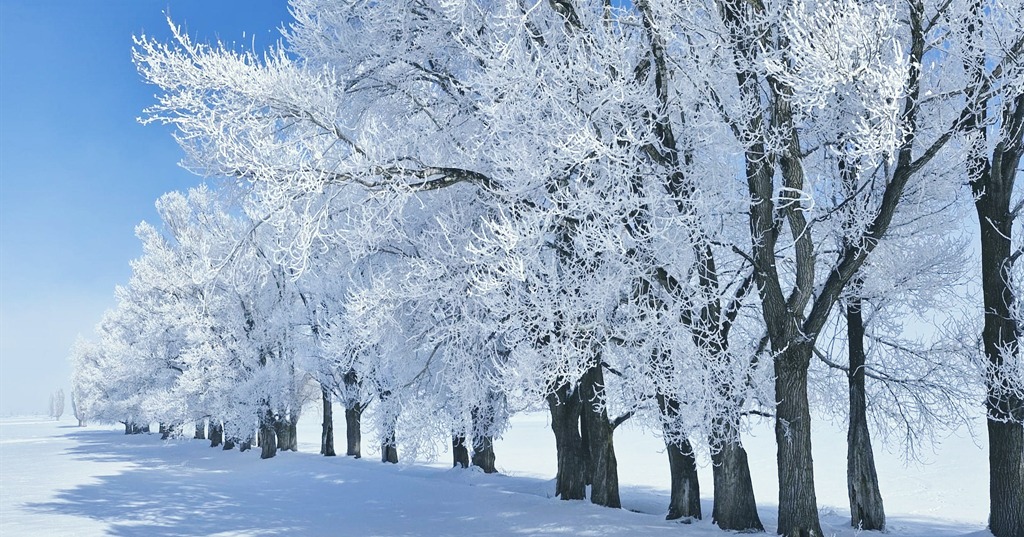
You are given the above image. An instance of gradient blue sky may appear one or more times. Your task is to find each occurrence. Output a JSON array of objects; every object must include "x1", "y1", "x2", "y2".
[{"x1": 0, "y1": 2, "x2": 291, "y2": 414}]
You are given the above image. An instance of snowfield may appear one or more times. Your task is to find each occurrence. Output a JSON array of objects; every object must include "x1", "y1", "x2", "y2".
[{"x1": 0, "y1": 411, "x2": 991, "y2": 537}]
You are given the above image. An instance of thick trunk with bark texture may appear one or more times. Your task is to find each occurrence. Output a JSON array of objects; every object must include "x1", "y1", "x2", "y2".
[
  {"x1": 259, "y1": 419, "x2": 277, "y2": 459},
  {"x1": 775, "y1": 345, "x2": 823, "y2": 537},
  {"x1": 976, "y1": 167, "x2": 1024, "y2": 537},
  {"x1": 546, "y1": 383, "x2": 586, "y2": 500},
  {"x1": 665, "y1": 438, "x2": 701, "y2": 521},
  {"x1": 580, "y1": 365, "x2": 620, "y2": 508},
  {"x1": 223, "y1": 438, "x2": 235, "y2": 450},
  {"x1": 345, "y1": 404, "x2": 363, "y2": 458},
  {"x1": 194, "y1": 420, "x2": 206, "y2": 440},
  {"x1": 321, "y1": 388, "x2": 335, "y2": 456},
  {"x1": 470, "y1": 399, "x2": 499, "y2": 474},
  {"x1": 710, "y1": 431, "x2": 762, "y2": 531},
  {"x1": 453, "y1": 434, "x2": 470, "y2": 468},
  {"x1": 380, "y1": 396, "x2": 398, "y2": 464},
  {"x1": 846, "y1": 298, "x2": 885, "y2": 530},
  {"x1": 209, "y1": 421, "x2": 223, "y2": 447}
]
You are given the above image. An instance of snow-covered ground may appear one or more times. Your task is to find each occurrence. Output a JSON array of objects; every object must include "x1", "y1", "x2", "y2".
[{"x1": 0, "y1": 410, "x2": 991, "y2": 536}]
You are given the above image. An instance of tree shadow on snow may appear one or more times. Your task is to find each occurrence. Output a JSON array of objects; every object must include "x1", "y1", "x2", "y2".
[
  {"x1": 24, "y1": 429, "x2": 677, "y2": 537},
  {"x1": 25, "y1": 429, "x2": 986, "y2": 537}
]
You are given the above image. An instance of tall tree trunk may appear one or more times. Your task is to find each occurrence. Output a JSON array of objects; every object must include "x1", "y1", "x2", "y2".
[
  {"x1": 209, "y1": 420, "x2": 223, "y2": 447},
  {"x1": 260, "y1": 409, "x2": 277, "y2": 459},
  {"x1": 665, "y1": 438, "x2": 700, "y2": 521},
  {"x1": 321, "y1": 387, "x2": 335, "y2": 456},
  {"x1": 709, "y1": 416, "x2": 762, "y2": 531},
  {"x1": 580, "y1": 364, "x2": 620, "y2": 508},
  {"x1": 470, "y1": 392, "x2": 501, "y2": 474},
  {"x1": 345, "y1": 403, "x2": 363, "y2": 458},
  {"x1": 453, "y1": 434, "x2": 470, "y2": 468},
  {"x1": 846, "y1": 295, "x2": 885, "y2": 530},
  {"x1": 380, "y1": 391, "x2": 398, "y2": 464},
  {"x1": 775, "y1": 345, "x2": 824, "y2": 537},
  {"x1": 194, "y1": 419, "x2": 206, "y2": 440},
  {"x1": 546, "y1": 382, "x2": 586, "y2": 500},
  {"x1": 975, "y1": 154, "x2": 1024, "y2": 537},
  {"x1": 658, "y1": 394, "x2": 701, "y2": 521}
]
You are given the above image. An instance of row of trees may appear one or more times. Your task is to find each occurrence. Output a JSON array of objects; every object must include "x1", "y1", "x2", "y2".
[{"x1": 72, "y1": 1, "x2": 1022, "y2": 536}]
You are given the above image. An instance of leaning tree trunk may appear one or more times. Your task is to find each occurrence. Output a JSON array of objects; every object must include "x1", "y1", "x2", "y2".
[
  {"x1": 658, "y1": 394, "x2": 701, "y2": 521},
  {"x1": 194, "y1": 419, "x2": 206, "y2": 440},
  {"x1": 775, "y1": 345, "x2": 824, "y2": 537},
  {"x1": 546, "y1": 382, "x2": 586, "y2": 501},
  {"x1": 345, "y1": 402, "x2": 363, "y2": 458},
  {"x1": 580, "y1": 364, "x2": 620, "y2": 508},
  {"x1": 453, "y1": 434, "x2": 470, "y2": 468},
  {"x1": 709, "y1": 417, "x2": 763, "y2": 531},
  {"x1": 846, "y1": 295, "x2": 885, "y2": 530},
  {"x1": 209, "y1": 420, "x2": 223, "y2": 447},
  {"x1": 321, "y1": 387, "x2": 335, "y2": 456}
]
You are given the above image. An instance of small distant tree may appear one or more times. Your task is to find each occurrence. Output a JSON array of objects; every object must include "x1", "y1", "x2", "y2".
[
  {"x1": 71, "y1": 389, "x2": 86, "y2": 427},
  {"x1": 49, "y1": 389, "x2": 65, "y2": 421}
]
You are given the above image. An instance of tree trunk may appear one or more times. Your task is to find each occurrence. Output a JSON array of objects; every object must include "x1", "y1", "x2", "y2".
[
  {"x1": 380, "y1": 393, "x2": 398, "y2": 464},
  {"x1": 775, "y1": 345, "x2": 824, "y2": 537},
  {"x1": 665, "y1": 438, "x2": 701, "y2": 521},
  {"x1": 657, "y1": 394, "x2": 702, "y2": 521},
  {"x1": 209, "y1": 420, "x2": 223, "y2": 447},
  {"x1": 321, "y1": 387, "x2": 336, "y2": 456},
  {"x1": 546, "y1": 382, "x2": 587, "y2": 501},
  {"x1": 345, "y1": 403, "x2": 363, "y2": 458},
  {"x1": 846, "y1": 296, "x2": 885, "y2": 530},
  {"x1": 194, "y1": 419, "x2": 206, "y2": 440},
  {"x1": 453, "y1": 434, "x2": 470, "y2": 468},
  {"x1": 470, "y1": 396, "x2": 499, "y2": 474},
  {"x1": 974, "y1": 151, "x2": 1024, "y2": 537},
  {"x1": 710, "y1": 418, "x2": 763, "y2": 531},
  {"x1": 260, "y1": 409, "x2": 277, "y2": 459},
  {"x1": 578, "y1": 365, "x2": 620, "y2": 508},
  {"x1": 223, "y1": 438, "x2": 235, "y2": 450}
]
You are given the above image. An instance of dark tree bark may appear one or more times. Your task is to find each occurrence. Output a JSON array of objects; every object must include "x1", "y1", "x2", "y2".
[
  {"x1": 846, "y1": 295, "x2": 885, "y2": 530},
  {"x1": 194, "y1": 419, "x2": 206, "y2": 440},
  {"x1": 657, "y1": 394, "x2": 702, "y2": 521},
  {"x1": 710, "y1": 429, "x2": 762, "y2": 531},
  {"x1": 665, "y1": 437, "x2": 700, "y2": 521},
  {"x1": 209, "y1": 420, "x2": 223, "y2": 447},
  {"x1": 579, "y1": 364, "x2": 620, "y2": 508},
  {"x1": 125, "y1": 422, "x2": 150, "y2": 435},
  {"x1": 380, "y1": 391, "x2": 398, "y2": 464},
  {"x1": 159, "y1": 422, "x2": 177, "y2": 440},
  {"x1": 321, "y1": 387, "x2": 336, "y2": 456},
  {"x1": 774, "y1": 345, "x2": 823, "y2": 537},
  {"x1": 260, "y1": 409, "x2": 277, "y2": 459},
  {"x1": 345, "y1": 403, "x2": 363, "y2": 458},
  {"x1": 273, "y1": 413, "x2": 298, "y2": 452},
  {"x1": 223, "y1": 438, "x2": 235, "y2": 451},
  {"x1": 546, "y1": 381, "x2": 586, "y2": 501},
  {"x1": 470, "y1": 393, "x2": 501, "y2": 474},
  {"x1": 452, "y1": 434, "x2": 470, "y2": 468}
]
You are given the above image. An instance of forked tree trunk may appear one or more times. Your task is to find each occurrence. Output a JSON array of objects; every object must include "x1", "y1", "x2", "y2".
[
  {"x1": 321, "y1": 387, "x2": 335, "y2": 456},
  {"x1": 775, "y1": 345, "x2": 824, "y2": 537},
  {"x1": 580, "y1": 364, "x2": 620, "y2": 508},
  {"x1": 194, "y1": 419, "x2": 206, "y2": 440},
  {"x1": 345, "y1": 403, "x2": 363, "y2": 458},
  {"x1": 709, "y1": 417, "x2": 762, "y2": 531},
  {"x1": 546, "y1": 382, "x2": 586, "y2": 501},
  {"x1": 453, "y1": 434, "x2": 470, "y2": 468},
  {"x1": 658, "y1": 394, "x2": 701, "y2": 520},
  {"x1": 209, "y1": 420, "x2": 223, "y2": 447},
  {"x1": 846, "y1": 296, "x2": 885, "y2": 530}
]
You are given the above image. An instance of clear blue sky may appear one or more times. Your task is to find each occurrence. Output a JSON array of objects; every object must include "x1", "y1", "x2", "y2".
[{"x1": 0, "y1": 2, "x2": 291, "y2": 414}]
